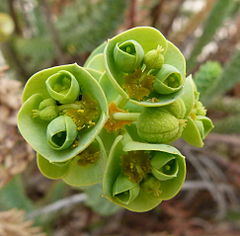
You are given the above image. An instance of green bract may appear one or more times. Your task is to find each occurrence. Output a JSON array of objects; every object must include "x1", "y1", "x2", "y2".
[
  {"x1": 103, "y1": 135, "x2": 186, "y2": 212},
  {"x1": 45, "y1": 70, "x2": 80, "y2": 104},
  {"x1": 152, "y1": 64, "x2": 184, "y2": 94},
  {"x1": 179, "y1": 76, "x2": 214, "y2": 147},
  {"x1": 113, "y1": 40, "x2": 144, "y2": 73},
  {"x1": 37, "y1": 137, "x2": 106, "y2": 186},
  {"x1": 18, "y1": 64, "x2": 108, "y2": 163},
  {"x1": 46, "y1": 115, "x2": 78, "y2": 150}
]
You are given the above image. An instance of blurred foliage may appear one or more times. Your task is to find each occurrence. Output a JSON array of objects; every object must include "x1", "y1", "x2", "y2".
[
  {"x1": 194, "y1": 61, "x2": 222, "y2": 103},
  {"x1": 187, "y1": 0, "x2": 234, "y2": 70},
  {"x1": 1, "y1": 0, "x2": 127, "y2": 79}
]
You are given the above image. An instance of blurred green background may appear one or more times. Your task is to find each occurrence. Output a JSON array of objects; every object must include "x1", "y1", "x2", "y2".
[{"x1": 0, "y1": 0, "x2": 240, "y2": 235}]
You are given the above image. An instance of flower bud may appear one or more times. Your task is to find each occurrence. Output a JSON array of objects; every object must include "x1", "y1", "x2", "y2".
[
  {"x1": 153, "y1": 64, "x2": 184, "y2": 94},
  {"x1": 46, "y1": 70, "x2": 80, "y2": 104},
  {"x1": 39, "y1": 98, "x2": 56, "y2": 110},
  {"x1": 47, "y1": 115, "x2": 78, "y2": 150},
  {"x1": 32, "y1": 98, "x2": 58, "y2": 121},
  {"x1": 113, "y1": 40, "x2": 144, "y2": 73},
  {"x1": 136, "y1": 107, "x2": 186, "y2": 144},
  {"x1": 151, "y1": 152, "x2": 179, "y2": 181},
  {"x1": 112, "y1": 174, "x2": 140, "y2": 205},
  {"x1": 144, "y1": 45, "x2": 164, "y2": 70}
]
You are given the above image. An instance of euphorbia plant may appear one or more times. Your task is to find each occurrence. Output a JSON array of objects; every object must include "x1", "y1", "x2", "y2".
[{"x1": 18, "y1": 26, "x2": 213, "y2": 212}]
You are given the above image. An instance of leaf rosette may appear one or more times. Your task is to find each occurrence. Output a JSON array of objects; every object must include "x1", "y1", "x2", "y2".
[
  {"x1": 37, "y1": 137, "x2": 107, "y2": 186},
  {"x1": 103, "y1": 135, "x2": 186, "y2": 212},
  {"x1": 104, "y1": 26, "x2": 186, "y2": 107},
  {"x1": 18, "y1": 64, "x2": 108, "y2": 163}
]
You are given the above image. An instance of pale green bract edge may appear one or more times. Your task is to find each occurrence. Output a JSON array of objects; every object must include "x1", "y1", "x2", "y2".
[
  {"x1": 102, "y1": 135, "x2": 186, "y2": 212},
  {"x1": 18, "y1": 64, "x2": 109, "y2": 163}
]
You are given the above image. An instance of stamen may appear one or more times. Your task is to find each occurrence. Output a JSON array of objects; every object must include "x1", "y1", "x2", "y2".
[{"x1": 121, "y1": 151, "x2": 152, "y2": 183}]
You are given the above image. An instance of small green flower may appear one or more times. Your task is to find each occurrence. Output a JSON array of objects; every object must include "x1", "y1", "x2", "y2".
[{"x1": 103, "y1": 135, "x2": 186, "y2": 212}]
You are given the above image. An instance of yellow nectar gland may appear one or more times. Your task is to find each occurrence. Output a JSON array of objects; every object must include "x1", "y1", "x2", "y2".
[
  {"x1": 104, "y1": 103, "x2": 131, "y2": 132},
  {"x1": 123, "y1": 69, "x2": 155, "y2": 101},
  {"x1": 77, "y1": 146, "x2": 100, "y2": 166},
  {"x1": 141, "y1": 176, "x2": 162, "y2": 198},
  {"x1": 121, "y1": 151, "x2": 152, "y2": 183},
  {"x1": 63, "y1": 95, "x2": 100, "y2": 131}
]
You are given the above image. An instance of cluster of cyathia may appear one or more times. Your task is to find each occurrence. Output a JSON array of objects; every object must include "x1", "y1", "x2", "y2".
[{"x1": 18, "y1": 27, "x2": 213, "y2": 212}]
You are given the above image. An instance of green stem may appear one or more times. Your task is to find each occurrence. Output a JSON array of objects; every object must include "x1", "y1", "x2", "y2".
[
  {"x1": 58, "y1": 104, "x2": 83, "y2": 111},
  {"x1": 115, "y1": 95, "x2": 128, "y2": 108},
  {"x1": 112, "y1": 112, "x2": 140, "y2": 121}
]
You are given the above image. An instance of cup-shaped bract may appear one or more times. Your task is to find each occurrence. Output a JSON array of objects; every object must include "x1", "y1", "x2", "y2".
[
  {"x1": 104, "y1": 26, "x2": 186, "y2": 107},
  {"x1": 47, "y1": 115, "x2": 78, "y2": 150},
  {"x1": 18, "y1": 64, "x2": 108, "y2": 163},
  {"x1": 182, "y1": 116, "x2": 214, "y2": 147},
  {"x1": 153, "y1": 64, "x2": 184, "y2": 94},
  {"x1": 136, "y1": 107, "x2": 186, "y2": 144},
  {"x1": 45, "y1": 70, "x2": 80, "y2": 104},
  {"x1": 180, "y1": 76, "x2": 214, "y2": 147},
  {"x1": 113, "y1": 40, "x2": 144, "y2": 73},
  {"x1": 37, "y1": 137, "x2": 107, "y2": 186},
  {"x1": 112, "y1": 174, "x2": 140, "y2": 205},
  {"x1": 103, "y1": 135, "x2": 186, "y2": 212}
]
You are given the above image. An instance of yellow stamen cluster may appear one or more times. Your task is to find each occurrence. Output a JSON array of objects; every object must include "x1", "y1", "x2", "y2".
[
  {"x1": 77, "y1": 146, "x2": 100, "y2": 166},
  {"x1": 123, "y1": 69, "x2": 155, "y2": 101},
  {"x1": 141, "y1": 176, "x2": 162, "y2": 198},
  {"x1": 121, "y1": 151, "x2": 152, "y2": 183},
  {"x1": 63, "y1": 95, "x2": 99, "y2": 131}
]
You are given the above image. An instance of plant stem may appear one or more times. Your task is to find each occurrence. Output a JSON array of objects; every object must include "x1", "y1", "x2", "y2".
[
  {"x1": 58, "y1": 104, "x2": 83, "y2": 111},
  {"x1": 115, "y1": 95, "x2": 128, "y2": 108},
  {"x1": 112, "y1": 112, "x2": 140, "y2": 121}
]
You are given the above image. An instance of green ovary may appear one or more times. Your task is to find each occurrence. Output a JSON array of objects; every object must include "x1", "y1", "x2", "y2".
[{"x1": 137, "y1": 108, "x2": 185, "y2": 143}]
